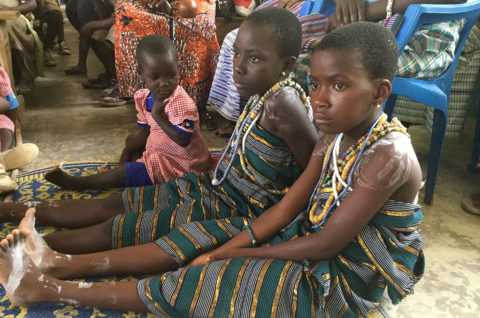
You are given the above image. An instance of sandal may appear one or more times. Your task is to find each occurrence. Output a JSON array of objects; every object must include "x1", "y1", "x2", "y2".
[
  {"x1": 65, "y1": 67, "x2": 87, "y2": 75},
  {"x1": 82, "y1": 81, "x2": 109, "y2": 89},
  {"x1": 99, "y1": 81, "x2": 127, "y2": 107},
  {"x1": 199, "y1": 109, "x2": 217, "y2": 131},
  {"x1": 215, "y1": 121, "x2": 235, "y2": 138},
  {"x1": 462, "y1": 193, "x2": 480, "y2": 215},
  {"x1": 58, "y1": 41, "x2": 72, "y2": 55},
  {"x1": 43, "y1": 50, "x2": 57, "y2": 66}
]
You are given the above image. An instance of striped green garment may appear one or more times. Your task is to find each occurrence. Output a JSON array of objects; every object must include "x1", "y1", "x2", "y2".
[
  {"x1": 112, "y1": 122, "x2": 304, "y2": 248},
  {"x1": 136, "y1": 194, "x2": 424, "y2": 317}
]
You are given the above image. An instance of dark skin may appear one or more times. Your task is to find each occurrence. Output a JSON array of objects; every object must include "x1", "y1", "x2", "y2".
[
  {"x1": 0, "y1": 47, "x2": 420, "y2": 312},
  {"x1": 140, "y1": 52, "x2": 190, "y2": 147},
  {"x1": 145, "y1": 0, "x2": 197, "y2": 18},
  {"x1": 0, "y1": 19, "x2": 317, "y2": 257},
  {"x1": 232, "y1": 21, "x2": 318, "y2": 168},
  {"x1": 44, "y1": 52, "x2": 188, "y2": 190},
  {"x1": 326, "y1": 0, "x2": 467, "y2": 32}
]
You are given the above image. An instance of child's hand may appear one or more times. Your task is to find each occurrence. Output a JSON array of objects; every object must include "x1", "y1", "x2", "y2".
[
  {"x1": 152, "y1": 99, "x2": 167, "y2": 115},
  {"x1": 146, "y1": 0, "x2": 173, "y2": 15},
  {"x1": 186, "y1": 252, "x2": 216, "y2": 267}
]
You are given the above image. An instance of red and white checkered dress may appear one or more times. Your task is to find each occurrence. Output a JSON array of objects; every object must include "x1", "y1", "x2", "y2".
[
  {"x1": 135, "y1": 86, "x2": 212, "y2": 183},
  {"x1": 0, "y1": 67, "x2": 16, "y2": 149}
]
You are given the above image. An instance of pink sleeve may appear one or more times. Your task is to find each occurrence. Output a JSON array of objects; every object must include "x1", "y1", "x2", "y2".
[
  {"x1": 134, "y1": 89, "x2": 150, "y2": 126},
  {"x1": 0, "y1": 67, "x2": 14, "y2": 97},
  {"x1": 165, "y1": 87, "x2": 199, "y2": 125}
]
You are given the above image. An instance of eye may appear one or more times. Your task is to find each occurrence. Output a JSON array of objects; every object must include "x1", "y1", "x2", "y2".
[
  {"x1": 168, "y1": 73, "x2": 177, "y2": 79},
  {"x1": 233, "y1": 49, "x2": 239, "y2": 58},
  {"x1": 333, "y1": 82, "x2": 346, "y2": 90},
  {"x1": 249, "y1": 56, "x2": 259, "y2": 63},
  {"x1": 307, "y1": 76, "x2": 318, "y2": 93}
]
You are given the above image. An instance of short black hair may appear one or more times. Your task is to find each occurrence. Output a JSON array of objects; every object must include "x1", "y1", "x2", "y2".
[
  {"x1": 244, "y1": 7, "x2": 302, "y2": 58},
  {"x1": 136, "y1": 34, "x2": 178, "y2": 68},
  {"x1": 314, "y1": 22, "x2": 398, "y2": 81}
]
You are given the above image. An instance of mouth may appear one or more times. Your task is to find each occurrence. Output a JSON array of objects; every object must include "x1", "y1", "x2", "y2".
[
  {"x1": 234, "y1": 82, "x2": 246, "y2": 89},
  {"x1": 314, "y1": 114, "x2": 331, "y2": 125}
]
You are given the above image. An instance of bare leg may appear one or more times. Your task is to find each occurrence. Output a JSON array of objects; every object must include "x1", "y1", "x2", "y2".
[
  {"x1": 65, "y1": 38, "x2": 89, "y2": 74},
  {"x1": 19, "y1": 209, "x2": 178, "y2": 279},
  {"x1": 0, "y1": 229, "x2": 148, "y2": 312},
  {"x1": 45, "y1": 165, "x2": 126, "y2": 190},
  {"x1": 0, "y1": 193, "x2": 124, "y2": 227},
  {"x1": 0, "y1": 129, "x2": 13, "y2": 152}
]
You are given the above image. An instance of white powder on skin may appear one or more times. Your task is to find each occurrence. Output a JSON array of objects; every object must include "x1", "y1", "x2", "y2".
[
  {"x1": 5, "y1": 242, "x2": 28, "y2": 296},
  {"x1": 78, "y1": 282, "x2": 92, "y2": 288},
  {"x1": 91, "y1": 257, "x2": 111, "y2": 273},
  {"x1": 59, "y1": 298, "x2": 80, "y2": 306}
]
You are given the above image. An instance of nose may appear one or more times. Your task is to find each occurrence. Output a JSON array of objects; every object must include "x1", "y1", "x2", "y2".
[
  {"x1": 233, "y1": 55, "x2": 246, "y2": 76},
  {"x1": 158, "y1": 78, "x2": 169, "y2": 88},
  {"x1": 310, "y1": 86, "x2": 329, "y2": 109}
]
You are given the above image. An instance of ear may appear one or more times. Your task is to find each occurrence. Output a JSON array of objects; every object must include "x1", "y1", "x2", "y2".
[
  {"x1": 282, "y1": 56, "x2": 298, "y2": 75},
  {"x1": 373, "y1": 79, "x2": 392, "y2": 105}
]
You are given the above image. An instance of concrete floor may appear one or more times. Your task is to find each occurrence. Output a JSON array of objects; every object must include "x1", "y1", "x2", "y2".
[{"x1": 12, "y1": 21, "x2": 480, "y2": 318}]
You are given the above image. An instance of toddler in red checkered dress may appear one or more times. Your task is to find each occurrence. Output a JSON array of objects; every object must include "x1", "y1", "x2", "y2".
[{"x1": 45, "y1": 35, "x2": 213, "y2": 190}]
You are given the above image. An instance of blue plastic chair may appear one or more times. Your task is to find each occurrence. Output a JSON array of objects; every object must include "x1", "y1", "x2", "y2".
[
  {"x1": 300, "y1": 0, "x2": 480, "y2": 204},
  {"x1": 469, "y1": 82, "x2": 480, "y2": 172},
  {"x1": 298, "y1": 0, "x2": 334, "y2": 17}
]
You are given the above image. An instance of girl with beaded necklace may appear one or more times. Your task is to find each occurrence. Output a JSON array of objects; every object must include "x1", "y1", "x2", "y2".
[{"x1": 0, "y1": 22, "x2": 423, "y2": 316}]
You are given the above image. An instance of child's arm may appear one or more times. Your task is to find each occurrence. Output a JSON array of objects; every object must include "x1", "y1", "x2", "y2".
[
  {"x1": 124, "y1": 127, "x2": 149, "y2": 153},
  {"x1": 327, "y1": 0, "x2": 466, "y2": 32},
  {"x1": 188, "y1": 140, "x2": 329, "y2": 266},
  {"x1": 151, "y1": 99, "x2": 191, "y2": 147},
  {"x1": 0, "y1": 97, "x2": 9, "y2": 114},
  {"x1": 199, "y1": 134, "x2": 422, "y2": 263},
  {"x1": 260, "y1": 87, "x2": 319, "y2": 169}
]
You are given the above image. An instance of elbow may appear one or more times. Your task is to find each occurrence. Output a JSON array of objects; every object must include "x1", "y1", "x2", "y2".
[{"x1": 178, "y1": 136, "x2": 191, "y2": 148}]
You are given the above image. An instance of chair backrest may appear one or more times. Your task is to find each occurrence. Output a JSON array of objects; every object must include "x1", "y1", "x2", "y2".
[
  {"x1": 299, "y1": 0, "x2": 334, "y2": 17},
  {"x1": 301, "y1": 0, "x2": 480, "y2": 97},
  {"x1": 395, "y1": 1, "x2": 480, "y2": 95}
]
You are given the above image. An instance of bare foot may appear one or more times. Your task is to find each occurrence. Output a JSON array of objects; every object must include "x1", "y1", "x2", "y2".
[
  {"x1": 19, "y1": 208, "x2": 72, "y2": 277},
  {"x1": 15, "y1": 79, "x2": 34, "y2": 95},
  {"x1": 0, "y1": 228, "x2": 54, "y2": 306},
  {"x1": 64, "y1": 66, "x2": 87, "y2": 75},
  {"x1": 45, "y1": 166, "x2": 77, "y2": 190}
]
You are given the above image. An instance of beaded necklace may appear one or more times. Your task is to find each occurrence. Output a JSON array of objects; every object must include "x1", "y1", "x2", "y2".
[
  {"x1": 212, "y1": 78, "x2": 311, "y2": 186},
  {"x1": 307, "y1": 113, "x2": 408, "y2": 228}
]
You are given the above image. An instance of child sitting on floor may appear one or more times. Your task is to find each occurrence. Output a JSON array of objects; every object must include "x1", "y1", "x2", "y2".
[
  {"x1": 0, "y1": 21, "x2": 423, "y2": 317},
  {"x1": 0, "y1": 66, "x2": 38, "y2": 192},
  {"x1": 45, "y1": 34, "x2": 213, "y2": 190}
]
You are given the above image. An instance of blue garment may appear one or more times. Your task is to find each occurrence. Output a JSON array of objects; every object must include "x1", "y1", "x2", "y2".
[
  {"x1": 125, "y1": 161, "x2": 153, "y2": 187},
  {"x1": 4, "y1": 92, "x2": 19, "y2": 110}
]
